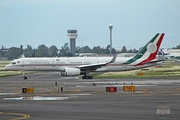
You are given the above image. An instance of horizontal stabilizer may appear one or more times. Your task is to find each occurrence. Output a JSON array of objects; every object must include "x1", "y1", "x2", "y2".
[{"x1": 142, "y1": 59, "x2": 164, "y2": 65}]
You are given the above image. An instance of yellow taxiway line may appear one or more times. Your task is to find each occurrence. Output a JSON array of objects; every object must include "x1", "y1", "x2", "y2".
[{"x1": 0, "y1": 111, "x2": 30, "y2": 120}]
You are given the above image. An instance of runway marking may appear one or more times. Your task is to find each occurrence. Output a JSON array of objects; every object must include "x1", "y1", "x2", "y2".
[
  {"x1": 0, "y1": 93, "x2": 20, "y2": 95},
  {"x1": 3, "y1": 96, "x2": 71, "y2": 100},
  {"x1": 157, "y1": 105, "x2": 170, "y2": 108},
  {"x1": 67, "y1": 93, "x2": 91, "y2": 96},
  {"x1": 0, "y1": 111, "x2": 30, "y2": 120}
]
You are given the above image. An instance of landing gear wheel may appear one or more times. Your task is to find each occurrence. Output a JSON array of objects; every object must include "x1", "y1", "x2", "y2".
[
  {"x1": 22, "y1": 71, "x2": 27, "y2": 80},
  {"x1": 82, "y1": 76, "x2": 93, "y2": 79},
  {"x1": 85, "y1": 76, "x2": 89, "y2": 79}
]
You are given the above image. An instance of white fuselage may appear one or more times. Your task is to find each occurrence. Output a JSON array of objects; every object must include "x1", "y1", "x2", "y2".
[{"x1": 5, "y1": 57, "x2": 159, "y2": 72}]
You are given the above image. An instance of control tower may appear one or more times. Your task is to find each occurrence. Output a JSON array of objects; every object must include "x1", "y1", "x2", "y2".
[{"x1": 67, "y1": 30, "x2": 78, "y2": 56}]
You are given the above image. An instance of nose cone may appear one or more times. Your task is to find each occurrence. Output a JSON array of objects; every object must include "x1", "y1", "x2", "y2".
[{"x1": 5, "y1": 64, "x2": 10, "y2": 70}]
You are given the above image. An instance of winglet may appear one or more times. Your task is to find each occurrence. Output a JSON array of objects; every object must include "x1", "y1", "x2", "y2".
[{"x1": 109, "y1": 54, "x2": 117, "y2": 63}]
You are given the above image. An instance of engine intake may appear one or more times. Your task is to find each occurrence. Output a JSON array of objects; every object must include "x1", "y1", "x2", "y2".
[{"x1": 60, "y1": 68, "x2": 81, "y2": 76}]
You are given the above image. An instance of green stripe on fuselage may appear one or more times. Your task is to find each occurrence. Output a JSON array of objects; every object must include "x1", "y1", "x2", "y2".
[{"x1": 123, "y1": 33, "x2": 159, "y2": 64}]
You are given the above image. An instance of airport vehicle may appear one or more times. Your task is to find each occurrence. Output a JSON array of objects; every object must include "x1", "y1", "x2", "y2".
[{"x1": 5, "y1": 33, "x2": 165, "y2": 79}]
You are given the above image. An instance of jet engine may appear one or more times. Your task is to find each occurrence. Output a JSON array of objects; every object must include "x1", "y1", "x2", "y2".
[{"x1": 60, "y1": 68, "x2": 81, "y2": 76}]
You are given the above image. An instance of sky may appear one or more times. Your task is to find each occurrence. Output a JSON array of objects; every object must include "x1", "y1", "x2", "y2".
[{"x1": 0, "y1": 0, "x2": 180, "y2": 50}]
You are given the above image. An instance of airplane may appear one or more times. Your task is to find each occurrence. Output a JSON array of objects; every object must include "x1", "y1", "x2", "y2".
[
  {"x1": 159, "y1": 49, "x2": 180, "y2": 60},
  {"x1": 5, "y1": 33, "x2": 165, "y2": 79}
]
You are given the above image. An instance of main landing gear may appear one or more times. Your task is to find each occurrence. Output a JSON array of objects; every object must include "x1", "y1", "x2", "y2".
[
  {"x1": 82, "y1": 71, "x2": 93, "y2": 79},
  {"x1": 82, "y1": 76, "x2": 93, "y2": 79}
]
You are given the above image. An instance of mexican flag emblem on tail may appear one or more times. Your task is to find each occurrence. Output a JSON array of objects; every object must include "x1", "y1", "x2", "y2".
[{"x1": 123, "y1": 33, "x2": 165, "y2": 65}]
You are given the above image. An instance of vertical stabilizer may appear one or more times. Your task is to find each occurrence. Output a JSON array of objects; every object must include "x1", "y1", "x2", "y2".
[{"x1": 124, "y1": 33, "x2": 165, "y2": 65}]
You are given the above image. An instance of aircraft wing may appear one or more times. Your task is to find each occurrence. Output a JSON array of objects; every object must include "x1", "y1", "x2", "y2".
[{"x1": 77, "y1": 54, "x2": 117, "y2": 70}]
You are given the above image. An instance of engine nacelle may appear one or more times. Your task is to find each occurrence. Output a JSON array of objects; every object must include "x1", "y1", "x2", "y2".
[{"x1": 60, "y1": 68, "x2": 81, "y2": 76}]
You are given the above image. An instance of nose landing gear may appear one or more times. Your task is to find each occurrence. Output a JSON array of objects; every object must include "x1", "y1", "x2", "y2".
[{"x1": 22, "y1": 71, "x2": 27, "y2": 80}]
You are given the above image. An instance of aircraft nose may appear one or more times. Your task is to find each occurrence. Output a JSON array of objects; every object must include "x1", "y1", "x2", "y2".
[{"x1": 5, "y1": 65, "x2": 10, "y2": 70}]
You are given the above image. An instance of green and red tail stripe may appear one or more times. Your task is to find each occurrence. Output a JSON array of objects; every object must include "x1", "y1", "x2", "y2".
[{"x1": 123, "y1": 33, "x2": 165, "y2": 65}]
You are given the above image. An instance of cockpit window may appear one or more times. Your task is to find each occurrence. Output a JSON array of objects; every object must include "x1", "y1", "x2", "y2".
[{"x1": 11, "y1": 62, "x2": 16, "y2": 64}]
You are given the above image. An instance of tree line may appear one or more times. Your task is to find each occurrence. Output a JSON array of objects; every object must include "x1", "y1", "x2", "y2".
[
  {"x1": 0, "y1": 43, "x2": 140, "y2": 60},
  {"x1": 172, "y1": 44, "x2": 180, "y2": 49},
  {"x1": 1, "y1": 43, "x2": 179, "y2": 60}
]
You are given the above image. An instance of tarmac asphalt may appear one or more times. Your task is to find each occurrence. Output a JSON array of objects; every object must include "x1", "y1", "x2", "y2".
[{"x1": 0, "y1": 72, "x2": 180, "y2": 120}]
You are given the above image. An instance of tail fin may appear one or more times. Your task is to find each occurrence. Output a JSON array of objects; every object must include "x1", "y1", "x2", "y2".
[{"x1": 124, "y1": 33, "x2": 165, "y2": 65}]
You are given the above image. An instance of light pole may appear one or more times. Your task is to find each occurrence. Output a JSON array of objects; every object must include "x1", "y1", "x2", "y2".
[{"x1": 109, "y1": 24, "x2": 113, "y2": 54}]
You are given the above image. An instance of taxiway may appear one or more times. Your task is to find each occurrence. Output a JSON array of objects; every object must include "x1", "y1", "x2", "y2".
[{"x1": 0, "y1": 72, "x2": 180, "y2": 120}]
